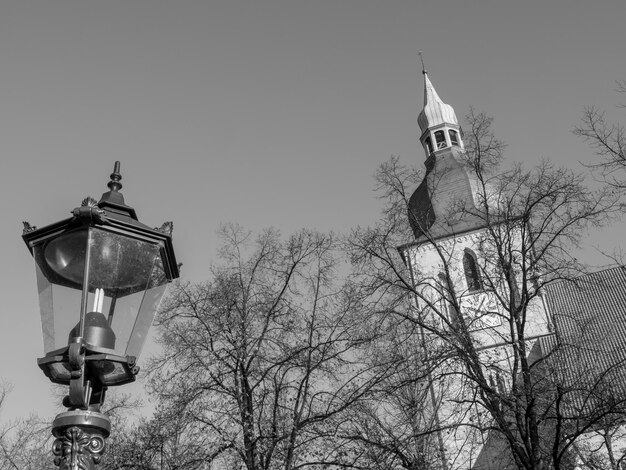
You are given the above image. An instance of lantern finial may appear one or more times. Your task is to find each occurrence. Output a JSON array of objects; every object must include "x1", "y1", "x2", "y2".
[
  {"x1": 107, "y1": 161, "x2": 122, "y2": 192},
  {"x1": 97, "y1": 161, "x2": 139, "y2": 220}
]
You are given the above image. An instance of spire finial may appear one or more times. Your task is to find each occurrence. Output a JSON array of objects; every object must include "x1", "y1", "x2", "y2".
[
  {"x1": 419, "y1": 50, "x2": 427, "y2": 75},
  {"x1": 107, "y1": 161, "x2": 122, "y2": 192}
]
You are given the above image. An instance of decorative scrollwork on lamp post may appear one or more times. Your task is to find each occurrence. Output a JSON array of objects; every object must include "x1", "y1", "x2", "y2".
[{"x1": 52, "y1": 424, "x2": 108, "y2": 470}]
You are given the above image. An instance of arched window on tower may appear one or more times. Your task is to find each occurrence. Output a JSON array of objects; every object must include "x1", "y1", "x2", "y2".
[
  {"x1": 463, "y1": 249, "x2": 483, "y2": 292},
  {"x1": 434, "y1": 130, "x2": 447, "y2": 149},
  {"x1": 449, "y1": 129, "x2": 459, "y2": 147}
]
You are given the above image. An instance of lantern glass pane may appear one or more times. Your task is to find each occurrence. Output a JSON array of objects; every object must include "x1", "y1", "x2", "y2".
[
  {"x1": 34, "y1": 246, "x2": 83, "y2": 354},
  {"x1": 108, "y1": 253, "x2": 168, "y2": 359},
  {"x1": 32, "y1": 227, "x2": 88, "y2": 353},
  {"x1": 126, "y1": 281, "x2": 168, "y2": 358},
  {"x1": 84, "y1": 228, "x2": 166, "y2": 357}
]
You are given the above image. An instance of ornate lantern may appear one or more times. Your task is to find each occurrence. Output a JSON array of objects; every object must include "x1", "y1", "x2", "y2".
[{"x1": 22, "y1": 162, "x2": 179, "y2": 469}]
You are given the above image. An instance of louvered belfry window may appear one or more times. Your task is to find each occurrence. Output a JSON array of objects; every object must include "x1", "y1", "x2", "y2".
[
  {"x1": 449, "y1": 129, "x2": 459, "y2": 146},
  {"x1": 435, "y1": 130, "x2": 447, "y2": 149}
]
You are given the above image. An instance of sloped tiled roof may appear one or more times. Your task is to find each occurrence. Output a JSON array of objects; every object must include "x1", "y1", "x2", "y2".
[
  {"x1": 407, "y1": 149, "x2": 489, "y2": 241},
  {"x1": 541, "y1": 266, "x2": 626, "y2": 412}
]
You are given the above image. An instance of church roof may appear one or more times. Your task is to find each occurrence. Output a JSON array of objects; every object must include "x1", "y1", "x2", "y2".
[
  {"x1": 539, "y1": 266, "x2": 626, "y2": 412},
  {"x1": 408, "y1": 150, "x2": 488, "y2": 241},
  {"x1": 417, "y1": 72, "x2": 459, "y2": 134}
]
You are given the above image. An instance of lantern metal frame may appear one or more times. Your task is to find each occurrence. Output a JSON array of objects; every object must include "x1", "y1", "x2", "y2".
[{"x1": 24, "y1": 209, "x2": 178, "y2": 387}]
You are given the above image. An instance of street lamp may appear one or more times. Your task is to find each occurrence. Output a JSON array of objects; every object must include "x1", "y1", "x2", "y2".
[{"x1": 22, "y1": 162, "x2": 179, "y2": 469}]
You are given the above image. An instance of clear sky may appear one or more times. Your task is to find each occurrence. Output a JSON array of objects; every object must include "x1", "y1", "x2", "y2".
[{"x1": 1, "y1": 0, "x2": 625, "y2": 422}]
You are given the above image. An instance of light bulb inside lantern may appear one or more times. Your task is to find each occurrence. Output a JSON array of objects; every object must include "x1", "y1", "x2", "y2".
[{"x1": 93, "y1": 287, "x2": 105, "y2": 314}]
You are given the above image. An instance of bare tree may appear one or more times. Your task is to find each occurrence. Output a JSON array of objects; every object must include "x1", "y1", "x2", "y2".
[
  {"x1": 335, "y1": 316, "x2": 455, "y2": 470},
  {"x1": 574, "y1": 80, "x2": 626, "y2": 189},
  {"x1": 573, "y1": 423, "x2": 626, "y2": 470},
  {"x1": 140, "y1": 225, "x2": 384, "y2": 470},
  {"x1": 101, "y1": 401, "x2": 220, "y2": 470},
  {"x1": 347, "y1": 110, "x2": 622, "y2": 470},
  {"x1": 0, "y1": 381, "x2": 51, "y2": 470}
]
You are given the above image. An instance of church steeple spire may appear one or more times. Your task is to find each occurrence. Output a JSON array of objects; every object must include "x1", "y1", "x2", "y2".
[
  {"x1": 416, "y1": 55, "x2": 463, "y2": 157},
  {"x1": 407, "y1": 57, "x2": 488, "y2": 241}
]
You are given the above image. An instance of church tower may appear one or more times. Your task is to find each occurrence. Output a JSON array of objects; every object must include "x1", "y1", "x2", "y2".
[
  {"x1": 400, "y1": 63, "x2": 550, "y2": 342},
  {"x1": 398, "y1": 62, "x2": 552, "y2": 469},
  {"x1": 408, "y1": 66, "x2": 487, "y2": 242}
]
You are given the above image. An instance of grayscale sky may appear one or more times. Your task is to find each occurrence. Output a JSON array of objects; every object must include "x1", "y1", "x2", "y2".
[{"x1": 1, "y1": 0, "x2": 625, "y2": 422}]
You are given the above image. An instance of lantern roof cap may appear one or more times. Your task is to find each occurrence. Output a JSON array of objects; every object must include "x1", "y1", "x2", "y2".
[{"x1": 97, "y1": 161, "x2": 138, "y2": 220}]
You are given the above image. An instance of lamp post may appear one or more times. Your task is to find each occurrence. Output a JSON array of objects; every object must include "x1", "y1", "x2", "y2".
[{"x1": 22, "y1": 162, "x2": 179, "y2": 469}]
